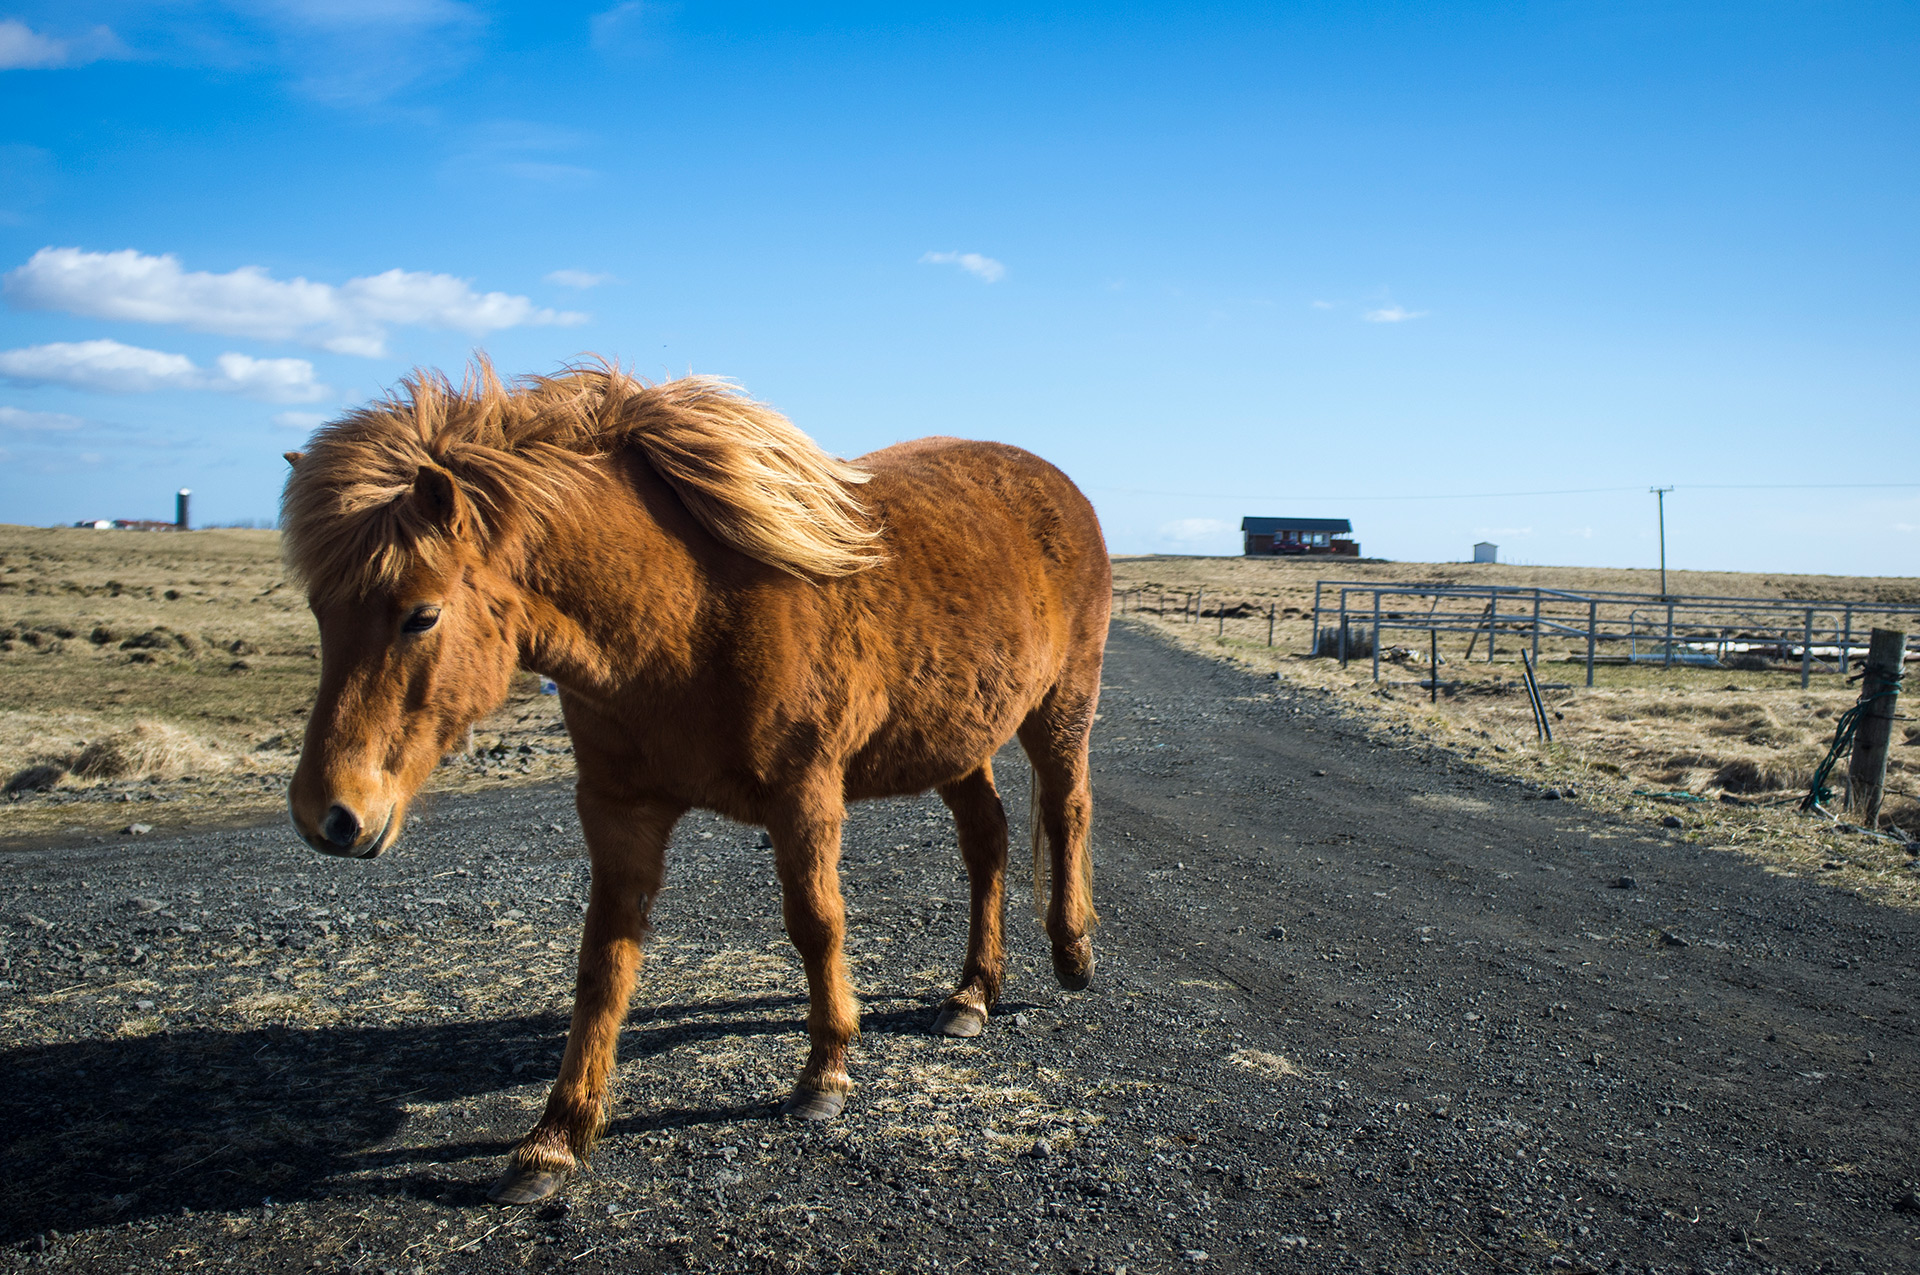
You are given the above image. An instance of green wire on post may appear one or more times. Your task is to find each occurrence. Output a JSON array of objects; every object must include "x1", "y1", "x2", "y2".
[{"x1": 1800, "y1": 670, "x2": 1906, "y2": 814}]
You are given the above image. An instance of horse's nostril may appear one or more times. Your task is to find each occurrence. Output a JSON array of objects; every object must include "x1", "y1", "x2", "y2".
[{"x1": 322, "y1": 804, "x2": 361, "y2": 848}]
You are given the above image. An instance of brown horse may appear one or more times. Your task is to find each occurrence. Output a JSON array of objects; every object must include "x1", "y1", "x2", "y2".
[{"x1": 280, "y1": 362, "x2": 1109, "y2": 1205}]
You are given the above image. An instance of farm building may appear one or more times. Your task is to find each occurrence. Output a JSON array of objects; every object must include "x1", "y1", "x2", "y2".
[
  {"x1": 71, "y1": 489, "x2": 192, "y2": 533},
  {"x1": 1473, "y1": 541, "x2": 1498, "y2": 563},
  {"x1": 1241, "y1": 516, "x2": 1359, "y2": 557}
]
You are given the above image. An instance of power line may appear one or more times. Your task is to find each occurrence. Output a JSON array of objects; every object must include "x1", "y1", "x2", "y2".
[
  {"x1": 1685, "y1": 482, "x2": 1920, "y2": 491},
  {"x1": 1086, "y1": 481, "x2": 1920, "y2": 503}
]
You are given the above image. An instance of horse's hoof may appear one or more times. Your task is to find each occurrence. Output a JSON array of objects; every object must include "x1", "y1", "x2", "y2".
[
  {"x1": 782, "y1": 1085, "x2": 847, "y2": 1121},
  {"x1": 1052, "y1": 937, "x2": 1095, "y2": 991},
  {"x1": 933, "y1": 1001, "x2": 987, "y2": 1038},
  {"x1": 487, "y1": 1165, "x2": 570, "y2": 1206}
]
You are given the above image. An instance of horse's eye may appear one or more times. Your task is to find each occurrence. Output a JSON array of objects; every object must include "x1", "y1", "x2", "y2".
[{"x1": 402, "y1": 605, "x2": 441, "y2": 634}]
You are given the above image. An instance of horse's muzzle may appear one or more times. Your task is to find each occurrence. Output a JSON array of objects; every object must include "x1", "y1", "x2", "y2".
[
  {"x1": 290, "y1": 796, "x2": 396, "y2": 859},
  {"x1": 322, "y1": 803, "x2": 360, "y2": 849}
]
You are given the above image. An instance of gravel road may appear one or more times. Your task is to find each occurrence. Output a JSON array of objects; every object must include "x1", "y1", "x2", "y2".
[{"x1": 3, "y1": 622, "x2": 1918, "y2": 1274}]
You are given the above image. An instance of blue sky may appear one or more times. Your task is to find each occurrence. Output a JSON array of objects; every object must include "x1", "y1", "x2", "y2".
[{"x1": 1, "y1": 2, "x2": 1914, "y2": 574}]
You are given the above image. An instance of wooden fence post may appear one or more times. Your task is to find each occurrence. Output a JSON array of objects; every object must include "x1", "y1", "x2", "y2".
[
  {"x1": 1267, "y1": 604, "x2": 1275, "y2": 647},
  {"x1": 1847, "y1": 628, "x2": 1907, "y2": 828}
]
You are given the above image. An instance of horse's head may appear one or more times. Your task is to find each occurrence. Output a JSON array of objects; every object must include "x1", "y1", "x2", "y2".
[{"x1": 285, "y1": 457, "x2": 527, "y2": 858}]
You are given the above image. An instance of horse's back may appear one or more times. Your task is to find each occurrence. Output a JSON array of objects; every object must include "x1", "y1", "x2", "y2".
[
  {"x1": 833, "y1": 438, "x2": 1108, "y2": 794},
  {"x1": 862, "y1": 435, "x2": 1107, "y2": 589}
]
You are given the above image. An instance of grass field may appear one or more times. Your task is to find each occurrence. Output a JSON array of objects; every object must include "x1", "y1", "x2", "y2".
[
  {"x1": 5, "y1": 526, "x2": 1916, "y2": 892},
  {"x1": 1111, "y1": 553, "x2": 1920, "y2": 901},
  {"x1": 0, "y1": 525, "x2": 567, "y2": 844}
]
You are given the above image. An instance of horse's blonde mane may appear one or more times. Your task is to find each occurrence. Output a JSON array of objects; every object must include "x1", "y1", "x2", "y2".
[{"x1": 281, "y1": 360, "x2": 883, "y2": 600}]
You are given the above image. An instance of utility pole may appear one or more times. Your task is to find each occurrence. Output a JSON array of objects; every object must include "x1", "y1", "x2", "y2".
[{"x1": 1650, "y1": 486, "x2": 1673, "y2": 597}]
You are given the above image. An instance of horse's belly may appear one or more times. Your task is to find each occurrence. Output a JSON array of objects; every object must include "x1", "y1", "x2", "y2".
[{"x1": 842, "y1": 698, "x2": 1021, "y2": 798}]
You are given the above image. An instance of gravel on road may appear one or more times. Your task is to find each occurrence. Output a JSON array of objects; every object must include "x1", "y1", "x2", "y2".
[{"x1": 2, "y1": 621, "x2": 1917, "y2": 1273}]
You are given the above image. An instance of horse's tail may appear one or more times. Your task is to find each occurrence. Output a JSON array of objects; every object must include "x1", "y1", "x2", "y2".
[{"x1": 1029, "y1": 762, "x2": 1099, "y2": 930}]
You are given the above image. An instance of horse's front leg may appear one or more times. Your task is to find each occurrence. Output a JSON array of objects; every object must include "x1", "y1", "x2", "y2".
[
  {"x1": 769, "y1": 784, "x2": 859, "y2": 1120},
  {"x1": 488, "y1": 792, "x2": 681, "y2": 1205}
]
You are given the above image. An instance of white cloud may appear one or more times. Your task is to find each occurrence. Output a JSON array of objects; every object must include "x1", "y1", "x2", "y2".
[
  {"x1": 1157, "y1": 517, "x2": 1232, "y2": 546},
  {"x1": 920, "y1": 251, "x2": 1006, "y2": 283},
  {"x1": 0, "y1": 19, "x2": 64, "y2": 69},
  {"x1": 0, "y1": 405, "x2": 87, "y2": 431},
  {"x1": 1310, "y1": 299, "x2": 1334, "y2": 310},
  {"x1": 545, "y1": 269, "x2": 613, "y2": 289},
  {"x1": 0, "y1": 340, "x2": 196, "y2": 393},
  {"x1": 273, "y1": 410, "x2": 331, "y2": 430},
  {"x1": 1473, "y1": 526, "x2": 1534, "y2": 537},
  {"x1": 448, "y1": 121, "x2": 600, "y2": 187},
  {"x1": 1363, "y1": 305, "x2": 1427, "y2": 323},
  {"x1": 4, "y1": 247, "x2": 588, "y2": 357},
  {"x1": 241, "y1": 0, "x2": 485, "y2": 106},
  {"x1": 256, "y1": 0, "x2": 477, "y2": 30},
  {"x1": 0, "y1": 339, "x2": 328, "y2": 402},
  {"x1": 0, "y1": 19, "x2": 127, "y2": 70},
  {"x1": 212, "y1": 352, "x2": 329, "y2": 401},
  {"x1": 1897, "y1": 522, "x2": 1917, "y2": 533}
]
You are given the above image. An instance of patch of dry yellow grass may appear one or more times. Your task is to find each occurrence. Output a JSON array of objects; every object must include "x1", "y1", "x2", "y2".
[
  {"x1": 1112, "y1": 554, "x2": 1920, "y2": 906},
  {"x1": 0, "y1": 524, "x2": 571, "y2": 843},
  {"x1": 68, "y1": 720, "x2": 230, "y2": 781}
]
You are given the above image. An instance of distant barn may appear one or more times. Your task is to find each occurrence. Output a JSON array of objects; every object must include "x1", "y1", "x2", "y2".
[{"x1": 1241, "y1": 516, "x2": 1359, "y2": 557}]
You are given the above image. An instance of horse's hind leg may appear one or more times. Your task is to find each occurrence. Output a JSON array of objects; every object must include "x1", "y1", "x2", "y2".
[
  {"x1": 932, "y1": 762, "x2": 1008, "y2": 1037},
  {"x1": 1018, "y1": 677, "x2": 1100, "y2": 991},
  {"x1": 491, "y1": 791, "x2": 680, "y2": 1205},
  {"x1": 769, "y1": 782, "x2": 860, "y2": 1120}
]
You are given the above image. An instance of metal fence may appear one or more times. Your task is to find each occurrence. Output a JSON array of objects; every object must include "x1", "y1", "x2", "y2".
[{"x1": 1309, "y1": 581, "x2": 1920, "y2": 687}]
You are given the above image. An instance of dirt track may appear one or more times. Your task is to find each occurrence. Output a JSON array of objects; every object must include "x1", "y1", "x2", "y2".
[{"x1": 3, "y1": 622, "x2": 1918, "y2": 1273}]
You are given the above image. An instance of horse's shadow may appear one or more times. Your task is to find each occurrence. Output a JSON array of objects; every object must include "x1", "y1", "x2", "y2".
[{"x1": 0, "y1": 991, "x2": 976, "y2": 1238}]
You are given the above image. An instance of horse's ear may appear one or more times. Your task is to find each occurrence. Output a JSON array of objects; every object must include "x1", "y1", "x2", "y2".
[
  {"x1": 412, "y1": 464, "x2": 467, "y2": 531},
  {"x1": 283, "y1": 451, "x2": 304, "y2": 469}
]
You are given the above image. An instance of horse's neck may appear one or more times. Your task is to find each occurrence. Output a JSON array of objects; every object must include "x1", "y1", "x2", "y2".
[{"x1": 517, "y1": 468, "x2": 708, "y2": 695}]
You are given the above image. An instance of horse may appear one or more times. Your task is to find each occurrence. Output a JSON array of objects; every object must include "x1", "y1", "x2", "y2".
[{"x1": 280, "y1": 361, "x2": 1110, "y2": 1205}]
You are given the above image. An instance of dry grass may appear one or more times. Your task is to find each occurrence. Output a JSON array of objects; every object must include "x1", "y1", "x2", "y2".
[
  {"x1": 0, "y1": 524, "x2": 570, "y2": 843},
  {"x1": 9, "y1": 523, "x2": 1915, "y2": 893},
  {"x1": 1112, "y1": 554, "x2": 1920, "y2": 905},
  {"x1": 66, "y1": 720, "x2": 230, "y2": 781}
]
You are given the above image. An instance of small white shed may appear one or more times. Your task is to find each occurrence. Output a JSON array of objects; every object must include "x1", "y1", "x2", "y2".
[{"x1": 1473, "y1": 542, "x2": 1498, "y2": 564}]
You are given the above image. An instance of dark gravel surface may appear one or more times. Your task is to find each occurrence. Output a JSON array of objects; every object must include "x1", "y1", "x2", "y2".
[{"x1": 4, "y1": 621, "x2": 1918, "y2": 1274}]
